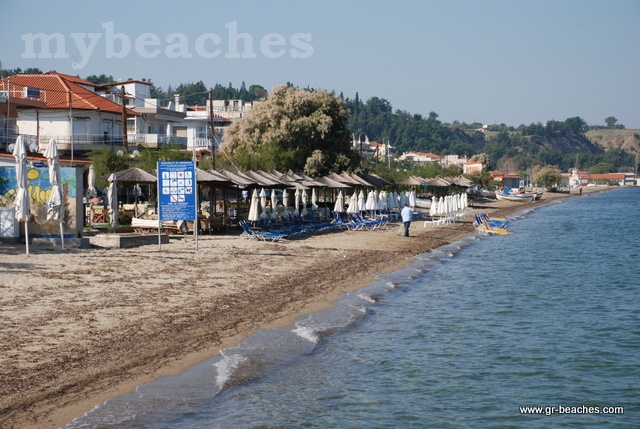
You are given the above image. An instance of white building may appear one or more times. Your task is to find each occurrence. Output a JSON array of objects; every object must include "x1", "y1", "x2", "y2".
[{"x1": 397, "y1": 151, "x2": 443, "y2": 163}]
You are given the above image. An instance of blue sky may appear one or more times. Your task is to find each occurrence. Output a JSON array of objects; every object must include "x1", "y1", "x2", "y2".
[{"x1": 2, "y1": 0, "x2": 639, "y2": 128}]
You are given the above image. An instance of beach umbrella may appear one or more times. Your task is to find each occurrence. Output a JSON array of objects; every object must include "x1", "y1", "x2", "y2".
[
  {"x1": 301, "y1": 189, "x2": 308, "y2": 217},
  {"x1": 13, "y1": 135, "x2": 30, "y2": 255},
  {"x1": 365, "y1": 190, "x2": 377, "y2": 211},
  {"x1": 86, "y1": 164, "x2": 97, "y2": 198},
  {"x1": 387, "y1": 192, "x2": 395, "y2": 210},
  {"x1": 270, "y1": 188, "x2": 278, "y2": 220},
  {"x1": 107, "y1": 173, "x2": 118, "y2": 229},
  {"x1": 429, "y1": 197, "x2": 438, "y2": 217},
  {"x1": 259, "y1": 188, "x2": 268, "y2": 220},
  {"x1": 282, "y1": 189, "x2": 289, "y2": 215},
  {"x1": 311, "y1": 188, "x2": 318, "y2": 209},
  {"x1": 357, "y1": 190, "x2": 366, "y2": 212},
  {"x1": 378, "y1": 190, "x2": 388, "y2": 210},
  {"x1": 44, "y1": 139, "x2": 65, "y2": 250},
  {"x1": 293, "y1": 188, "x2": 300, "y2": 217},
  {"x1": 346, "y1": 192, "x2": 358, "y2": 214},
  {"x1": 248, "y1": 188, "x2": 260, "y2": 223},
  {"x1": 333, "y1": 190, "x2": 344, "y2": 213},
  {"x1": 409, "y1": 190, "x2": 417, "y2": 208}
]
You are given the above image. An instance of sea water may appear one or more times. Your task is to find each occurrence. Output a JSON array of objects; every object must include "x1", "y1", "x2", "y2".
[{"x1": 64, "y1": 187, "x2": 639, "y2": 428}]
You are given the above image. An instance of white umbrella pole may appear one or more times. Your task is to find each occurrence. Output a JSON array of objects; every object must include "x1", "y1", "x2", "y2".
[
  {"x1": 60, "y1": 222, "x2": 65, "y2": 251},
  {"x1": 25, "y1": 221, "x2": 30, "y2": 256}
]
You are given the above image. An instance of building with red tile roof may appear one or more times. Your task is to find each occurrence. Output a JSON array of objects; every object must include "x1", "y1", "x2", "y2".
[{"x1": 0, "y1": 72, "x2": 137, "y2": 157}]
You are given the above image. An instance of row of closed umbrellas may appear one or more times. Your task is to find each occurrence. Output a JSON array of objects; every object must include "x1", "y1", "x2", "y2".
[
  {"x1": 247, "y1": 188, "x2": 421, "y2": 223},
  {"x1": 248, "y1": 187, "x2": 318, "y2": 222}
]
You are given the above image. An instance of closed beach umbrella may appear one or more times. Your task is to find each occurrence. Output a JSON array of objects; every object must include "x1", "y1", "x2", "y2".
[
  {"x1": 86, "y1": 164, "x2": 97, "y2": 198},
  {"x1": 311, "y1": 188, "x2": 318, "y2": 209},
  {"x1": 44, "y1": 139, "x2": 63, "y2": 220},
  {"x1": 365, "y1": 190, "x2": 377, "y2": 211},
  {"x1": 301, "y1": 189, "x2": 308, "y2": 217},
  {"x1": 333, "y1": 190, "x2": 344, "y2": 213},
  {"x1": 270, "y1": 188, "x2": 278, "y2": 220},
  {"x1": 429, "y1": 197, "x2": 438, "y2": 217},
  {"x1": 13, "y1": 135, "x2": 30, "y2": 255},
  {"x1": 282, "y1": 189, "x2": 289, "y2": 215},
  {"x1": 357, "y1": 190, "x2": 366, "y2": 212},
  {"x1": 259, "y1": 188, "x2": 268, "y2": 219},
  {"x1": 390, "y1": 191, "x2": 400, "y2": 209},
  {"x1": 294, "y1": 188, "x2": 300, "y2": 216},
  {"x1": 409, "y1": 190, "x2": 417, "y2": 208},
  {"x1": 107, "y1": 173, "x2": 118, "y2": 229},
  {"x1": 378, "y1": 190, "x2": 387, "y2": 210},
  {"x1": 44, "y1": 139, "x2": 64, "y2": 250},
  {"x1": 346, "y1": 192, "x2": 358, "y2": 214},
  {"x1": 248, "y1": 188, "x2": 260, "y2": 223}
]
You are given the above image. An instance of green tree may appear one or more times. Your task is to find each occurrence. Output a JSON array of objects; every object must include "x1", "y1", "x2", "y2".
[
  {"x1": 532, "y1": 165, "x2": 562, "y2": 191},
  {"x1": 469, "y1": 153, "x2": 491, "y2": 171},
  {"x1": 88, "y1": 148, "x2": 132, "y2": 189},
  {"x1": 221, "y1": 85, "x2": 360, "y2": 174},
  {"x1": 588, "y1": 162, "x2": 613, "y2": 174},
  {"x1": 604, "y1": 116, "x2": 618, "y2": 127}
]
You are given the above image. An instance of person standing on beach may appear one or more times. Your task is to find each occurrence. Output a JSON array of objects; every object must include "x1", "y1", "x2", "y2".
[{"x1": 401, "y1": 203, "x2": 413, "y2": 237}]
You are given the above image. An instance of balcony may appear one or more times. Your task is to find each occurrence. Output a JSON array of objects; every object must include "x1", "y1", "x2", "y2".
[{"x1": 128, "y1": 134, "x2": 188, "y2": 149}]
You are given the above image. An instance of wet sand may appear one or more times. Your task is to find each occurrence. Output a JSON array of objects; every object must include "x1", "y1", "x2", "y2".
[{"x1": 0, "y1": 190, "x2": 589, "y2": 428}]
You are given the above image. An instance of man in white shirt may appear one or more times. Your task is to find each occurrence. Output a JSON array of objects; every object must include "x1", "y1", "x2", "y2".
[{"x1": 401, "y1": 203, "x2": 413, "y2": 237}]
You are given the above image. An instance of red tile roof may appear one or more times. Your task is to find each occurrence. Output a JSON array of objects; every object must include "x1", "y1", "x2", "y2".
[{"x1": 0, "y1": 72, "x2": 136, "y2": 115}]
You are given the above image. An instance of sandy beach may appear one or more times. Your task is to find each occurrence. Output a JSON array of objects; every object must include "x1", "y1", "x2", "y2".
[{"x1": 0, "y1": 189, "x2": 590, "y2": 428}]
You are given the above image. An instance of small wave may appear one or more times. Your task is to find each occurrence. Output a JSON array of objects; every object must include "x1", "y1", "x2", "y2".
[
  {"x1": 292, "y1": 325, "x2": 319, "y2": 344},
  {"x1": 214, "y1": 353, "x2": 251, "y2": 391},
  {"x1": 356, "y1": 292, "x2": 376, "y2": 303},
  {"x1": 349, "y1": 304, "x2": 368, "y2": 314}
]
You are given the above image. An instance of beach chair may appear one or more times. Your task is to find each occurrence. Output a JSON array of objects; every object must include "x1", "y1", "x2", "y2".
[{"x1": 239, "y1": 221, "x2": 287, "y2": 242}]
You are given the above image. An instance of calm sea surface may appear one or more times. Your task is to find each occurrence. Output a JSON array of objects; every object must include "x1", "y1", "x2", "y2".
[{"x1": 65, "y1": 187, "x2": 639, "y2": 429}]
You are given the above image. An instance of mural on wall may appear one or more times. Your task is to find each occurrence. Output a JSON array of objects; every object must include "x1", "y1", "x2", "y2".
[{"x1": 0, "y1": 166, "x2": 78, "y2": 238}]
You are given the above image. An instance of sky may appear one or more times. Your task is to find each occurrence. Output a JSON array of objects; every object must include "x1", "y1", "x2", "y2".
[{"x1": 1, "y1": 0, "x2": 639, "y2": 128}]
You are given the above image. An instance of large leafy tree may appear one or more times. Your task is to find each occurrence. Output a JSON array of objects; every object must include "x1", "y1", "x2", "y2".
[
  {"x1": 532, "y1": 165, "x2": 562, "y2": 190},
  {"x1": 221, "y1": 85, "x2": 360, "y2": 174}
]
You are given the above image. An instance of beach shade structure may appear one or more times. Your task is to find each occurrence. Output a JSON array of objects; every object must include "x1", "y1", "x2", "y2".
[
  {"x1": 248, "y1": 188, "x2": 260, "y2": 224},
  {"x1": 13, "y1": 135, "x2": 30, "y2": 255},
  {"x1": 333, "y1": 190, "x2": 345, "y2": 213},
  {"x1": 44, "y1": 139, "x2": 64, "y2": 250},
  {"x1": 270, "y1": 188, "x2": 278, "y2": 220},
  {"x1": 259, "y1": 188, "x2": 268, "y2": 220},
  {"x1": 86, "y1": 164, "x2": 97, "y2": 199},
  {"x1": 111, "y1": 167, "x2": 157, "y2": 184},
  {"x1": 107, "y1": 173, "x2": 118, "y2": 229},
  {"x1": 301, "y1": 188, "x2": 308, "y2": 217}
]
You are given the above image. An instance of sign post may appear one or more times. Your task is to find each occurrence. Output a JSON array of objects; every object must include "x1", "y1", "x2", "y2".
[{"x1": 157, "y1": 160, "x2": 198, "y2": 250}]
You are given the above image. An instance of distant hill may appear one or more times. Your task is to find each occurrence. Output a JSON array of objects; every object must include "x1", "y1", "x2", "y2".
[{"x1": 586, "y1": 129, "x2": 640, "y2": 156}]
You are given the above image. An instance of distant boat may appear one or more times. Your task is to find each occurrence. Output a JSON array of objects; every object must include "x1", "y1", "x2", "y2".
[{"x1": 495, "y1": 187, "x2": 535, "y2": 203}]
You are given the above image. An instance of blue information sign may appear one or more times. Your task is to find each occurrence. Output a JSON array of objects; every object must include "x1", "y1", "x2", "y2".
[{"x1": 157, "y1": 161, "x2": 197, "y2": 221}]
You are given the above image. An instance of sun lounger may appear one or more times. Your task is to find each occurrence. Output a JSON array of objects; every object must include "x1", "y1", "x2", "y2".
[{"x1": 239, "y1": 220, "x2": 287, "y2": 242}]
